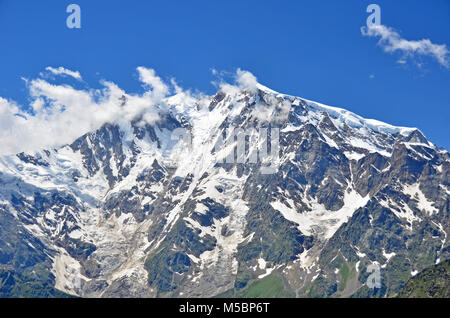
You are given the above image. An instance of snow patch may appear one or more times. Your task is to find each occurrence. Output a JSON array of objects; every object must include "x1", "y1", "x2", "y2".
[{"x1": 271, "y1": 188, "x2": 369, "y2": 239}]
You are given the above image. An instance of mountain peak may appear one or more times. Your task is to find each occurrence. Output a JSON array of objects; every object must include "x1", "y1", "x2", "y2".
[{"x1": 0, "y1": 71, "x2": 448, "y2": 299}]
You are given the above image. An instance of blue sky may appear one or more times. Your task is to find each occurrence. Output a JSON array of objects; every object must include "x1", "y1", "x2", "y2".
[{"x1": 0, "y1": 0, "x2": 449, "y2": 149}]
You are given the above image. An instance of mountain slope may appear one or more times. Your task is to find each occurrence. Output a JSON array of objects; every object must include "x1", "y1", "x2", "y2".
[
  {"x1": 397, "y1": 259, "x2": 450, "y2": 298},
  {"x1": 0, "y1": 82, "x2": 448, "y2": 298}
]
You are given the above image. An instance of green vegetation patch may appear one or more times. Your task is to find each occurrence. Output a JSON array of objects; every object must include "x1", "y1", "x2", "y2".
[
  {"x1": 236, "y1": 274, "x2": 294, "y2": 298},
  {"x1": 397, "y1": 259, "x2": 450, "y2": 298}
]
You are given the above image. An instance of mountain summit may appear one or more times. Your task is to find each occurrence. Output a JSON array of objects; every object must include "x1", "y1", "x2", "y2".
[{"x1": 0, "y1": 79, "x2": 448, "y2": 298}]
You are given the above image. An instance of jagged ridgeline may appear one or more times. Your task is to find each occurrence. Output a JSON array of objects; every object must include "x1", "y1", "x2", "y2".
[{"x1": 0, "y1": 83, "x2": 448, "y2": 298}]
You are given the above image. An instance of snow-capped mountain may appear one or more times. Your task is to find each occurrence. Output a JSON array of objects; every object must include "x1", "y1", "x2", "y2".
[{"x1": 0, "y1": 81, "x2": 448, "y2": 298}]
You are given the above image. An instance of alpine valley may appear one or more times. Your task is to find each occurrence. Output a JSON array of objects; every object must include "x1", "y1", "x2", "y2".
[{"x1": 0, "y1": 74, "x2": 448, "y2": 298}]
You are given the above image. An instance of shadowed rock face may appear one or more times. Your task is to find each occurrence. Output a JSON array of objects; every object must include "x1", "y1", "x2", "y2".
[{"x1": 0, "y1": 85, "x2": 448, "y2": 298}]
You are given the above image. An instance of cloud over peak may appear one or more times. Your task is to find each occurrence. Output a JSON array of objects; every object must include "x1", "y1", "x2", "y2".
[
  {"x1": 0, "y1": 67, "x2": 260, "y2": 156},
  {"x1": 235, "y1": 68, "x2": 258, "y2": 93},
  {"x1": 0, "y1": 67, "x2": 175, "y2": 156}
]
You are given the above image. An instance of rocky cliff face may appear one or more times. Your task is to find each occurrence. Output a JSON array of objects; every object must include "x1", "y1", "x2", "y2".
[{"x1": 0, "y1": 83, "x2": 448, "y2": 297}]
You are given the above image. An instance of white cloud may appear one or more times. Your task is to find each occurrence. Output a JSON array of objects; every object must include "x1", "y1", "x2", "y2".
[
  {"x1": 45, "y1": 66, "x2": 83, "y2": 81},
  {"x1": 212, "y1": 68, "x2": 260, "y2": 96},
  {"x1": 0, "y1": 67, "x2": 268, "y2": 156},
  {"x1": 235, "y1": 68, "x2": 258, "y2": 93},
  {"x1": 0, "y1": 67, "x2": 176, "y2": 155},
  {"x1": 361, "y1": 24, "x2": 450, "y2": 68},
  {"x1": 137, "y1": 66, "x2": 169, "y2": 100}
]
